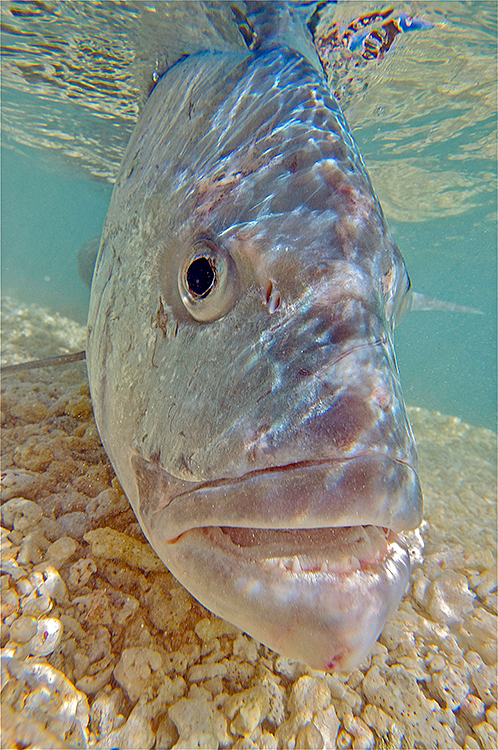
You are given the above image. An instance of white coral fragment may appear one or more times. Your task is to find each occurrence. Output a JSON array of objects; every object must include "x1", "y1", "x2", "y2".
[
  {"x1": 113, "y1": 647, "x2": 163, "y2": 702},
  {"x1": 168, "y1": 687, "x2": 229, "y2": 749}
]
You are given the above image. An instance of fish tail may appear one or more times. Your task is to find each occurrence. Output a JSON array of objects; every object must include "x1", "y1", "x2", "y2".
[{"x1": 410, "y1": 292, "x2": 484, "y2": 316}]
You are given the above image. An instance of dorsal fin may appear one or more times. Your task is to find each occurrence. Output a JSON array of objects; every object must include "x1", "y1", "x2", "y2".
[{"x1": 232, "y1": 1, "x2": 331, "y2": 71}]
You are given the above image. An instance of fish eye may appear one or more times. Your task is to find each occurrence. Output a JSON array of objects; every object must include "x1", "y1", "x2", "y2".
[
  {"x1": 179, "y1": 240, "x2": 239, "y2": 322},
  {"x1": 186, "y1": 256, "x2": 215, "y2": 298}
]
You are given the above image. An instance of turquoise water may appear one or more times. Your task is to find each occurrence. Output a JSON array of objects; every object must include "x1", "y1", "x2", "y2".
[
  {"x1": 1, "y1": 143, "x2": 110, "y2": 323},
  {"x1": 1, "y1": 1, "x2": 496, "y2": 430},
  {"x1": 392, "y1": 209, "x2": 496, "y2": 430}
]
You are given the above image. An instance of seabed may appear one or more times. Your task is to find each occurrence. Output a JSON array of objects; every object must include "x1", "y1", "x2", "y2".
[{"x1": 1, "y1": 296, "x2": 496, "y2": 750}]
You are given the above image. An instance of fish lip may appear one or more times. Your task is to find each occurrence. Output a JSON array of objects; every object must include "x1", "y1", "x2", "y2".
[
  {"x1": 179, "y1": 452, "x2": 416, "y2": 490},
  {"x1": 171, "y1": 524, "x2": 401, "y2": 580},
  {"x1": 135, "y1": 452, "x2": 423, "y2": 545},
  {"x1": 159, "y1": 524, "x2": 412, "y2": 673}
]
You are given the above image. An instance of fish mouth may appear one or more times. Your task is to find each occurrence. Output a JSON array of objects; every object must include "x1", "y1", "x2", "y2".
[
  {"x1": 198, "y1": 523, "x2": 395, "y2": 574},
  {"x1": 175, "y1": 523, "x2": 404, "y2": 600},
  {"x1": 134, "y1": 453, "x2": 422, "y2": 671}
]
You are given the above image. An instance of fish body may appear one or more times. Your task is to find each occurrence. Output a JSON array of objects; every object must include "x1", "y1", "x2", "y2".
[{"x1": 87, "y1": 1, "x2": 422, "y2": 671}]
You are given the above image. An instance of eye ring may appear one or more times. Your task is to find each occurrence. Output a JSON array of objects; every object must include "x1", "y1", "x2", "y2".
[{"x1": 179, "y1": 239, "x2": 239, "y2": 322}]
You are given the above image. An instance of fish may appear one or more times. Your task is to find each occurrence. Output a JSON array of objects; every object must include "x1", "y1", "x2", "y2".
[{"x1": 86, "y1": 0, "x2": 424, "y2": 672}]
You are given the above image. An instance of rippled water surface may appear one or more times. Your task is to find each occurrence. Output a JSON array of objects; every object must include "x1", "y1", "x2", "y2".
[{"x1": 1, "y1": 0, "x2": 496, "y2": 429}]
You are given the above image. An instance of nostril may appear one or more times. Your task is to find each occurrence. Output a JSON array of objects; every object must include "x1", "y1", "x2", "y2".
[{"x1": 264, "y1": 279, "x2": 281, "y2": 313}]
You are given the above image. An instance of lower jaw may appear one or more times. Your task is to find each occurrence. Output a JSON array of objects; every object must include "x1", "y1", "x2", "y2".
[{"x1": 153, "y1": 524, "x2": 410, "y2": 671}]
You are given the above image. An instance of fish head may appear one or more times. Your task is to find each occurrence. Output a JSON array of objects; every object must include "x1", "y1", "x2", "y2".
[{"x1": 87, "y1": 52, "x2": 422, "y2": 671}]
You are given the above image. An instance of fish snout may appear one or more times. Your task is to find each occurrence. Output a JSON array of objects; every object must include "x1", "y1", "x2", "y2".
[{"x1": 250, "y1": 323, "x2": 418, "y2": 476}]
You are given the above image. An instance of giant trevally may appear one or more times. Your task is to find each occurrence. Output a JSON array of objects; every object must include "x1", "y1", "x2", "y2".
[{"x1": 86, "y1": 0, "x2": 423, "y2": 671}]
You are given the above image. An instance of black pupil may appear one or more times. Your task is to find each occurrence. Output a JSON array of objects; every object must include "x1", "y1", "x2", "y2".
[{"x1": 186, "y1": 257, "x2": 215, "y2": 298}]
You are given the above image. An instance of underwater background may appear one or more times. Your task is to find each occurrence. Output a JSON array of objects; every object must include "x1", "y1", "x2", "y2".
[
  {"x1": 1, "y1": 4, "x2": 496, "y2": 749},
  {"x1": 1, "y1": 0, "x2": 496, "y2": 431}
]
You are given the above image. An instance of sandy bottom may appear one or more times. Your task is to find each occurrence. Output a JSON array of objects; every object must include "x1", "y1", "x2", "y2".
[{"x1": 1, "y1": 297, "x2": 496, "y2": 749}]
